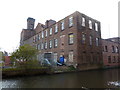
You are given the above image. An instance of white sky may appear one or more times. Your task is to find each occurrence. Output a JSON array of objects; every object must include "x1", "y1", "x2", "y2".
[{"x1": 0, "y1": 0, "x2": 119, "y2": 53}]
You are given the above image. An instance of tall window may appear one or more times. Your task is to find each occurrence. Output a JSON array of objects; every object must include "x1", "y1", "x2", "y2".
[
  {"x1": 61, "y1": 21, "x2": 64, "y2": 30},
  {"x1": 55, "y1": 24, "x2": 58, "y2": 33},
  {"x1": 54, "y1": 53, "x2": 58, "y2": 62},
  {"x1": 69, "y1": 16, "x2": 73, "y2": 27},
  {"x1": 89, "y1": 20, "x2": 92, "y2": 29},
  {"x1": 44, "y1": 42, "x2": 47, "y2": 49},
  {"x1": 89, "y1": 35, "x2": 92, "y2": 45},
  {"x1": 105, "y1": 46, "x2": 108, "y2": 52},
  {"x1": 33, "y1": 36, "x2": 35, "y2": 42},
  {"x1": 54, "y1": 39, "x2": 58, "y2": 47},
  {"x1": 115, "y1": 46, "x2": 119, "y2": 53},
  {"x1": 96, "y1": 38, "x2": 99, "y2": 46},
  {"x1": 82, "y1": 34, "x2": 86, "y2": 44},
  {"x1": 108, "y1": 56, "x2": 111, "y2": 63},
  {"x1": 50, "y1": 28, "x2": 52, "y2": 35},
  {"x1": 45, "y1": 30, "x2": 48, "y2": 37},
  {"x1": 95, "y1": 23, "x2": 98, "y2": 31},
  {"x1": 69, "y1": 51, "x2": 74, "y2": 62},
  {"x1": 113, "y1": 56, "x2": 116, "y2": 63},
  {"x1": 82, "y1": 17, "x2": 85, "y2": 26},
  {"x1": 41, "y1": 42, "x2": 44, "y2": 50},
  {"x1": 42, "y1": 31, "x2": 44, "y2": 38},
  {"x1": 38, "y1": 34, "x2": 40, "y2": 40},
  {"x1": 68, "y1": 33, "x2": 74, "y2": 44},
  {"x1": 49, "y1": 40, "x2": 52, "y2": 49},
  {"x1": 112, "y1": 46, "x2": 115, "y2": 53},
  {"x1": 37, "y1": 44, "x2": 40, "y2": 50}
]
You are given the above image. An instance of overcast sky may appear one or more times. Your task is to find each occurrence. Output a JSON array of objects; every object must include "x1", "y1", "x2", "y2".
[{"x1": 0, "y1": 0, "x2": 119, "y2": 53}]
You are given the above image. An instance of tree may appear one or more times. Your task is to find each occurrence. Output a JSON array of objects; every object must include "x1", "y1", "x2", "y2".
[{"x1": 11, "y1": 44, "x2": 38, "y2": 63}]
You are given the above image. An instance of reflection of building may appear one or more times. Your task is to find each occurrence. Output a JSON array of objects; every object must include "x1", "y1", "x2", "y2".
[
  {"x1": 0, "y1": 51, "x2": 4, "y2": 67},
  {"x1": 102, "y1": 38, "x2": 120, "y2": 68},
  {"x1": 4, "y1": 56, "x2": 10, "y2": 66},
  {"x1": 0, "y1": 51, "x2": 11, "y2": 67},
  {"x1": 20, "y1": 11, "x2": 103, "y2": 70}
]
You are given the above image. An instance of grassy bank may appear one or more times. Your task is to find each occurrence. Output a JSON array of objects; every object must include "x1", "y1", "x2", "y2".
[{"x1": 2, "y1": 66, "x2": 51, "y2": 78}]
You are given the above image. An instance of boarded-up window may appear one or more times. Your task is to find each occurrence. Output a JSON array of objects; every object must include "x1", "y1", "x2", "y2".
[
  {"x1": 54, "y1": 53, "x2": 58, "y2": 62},
  {"x1": 68, "y1": 33, "x2": 74, "y2": 44},
  {"x1": 69, "y1": 51, "x2": 73, "y2": 62}
]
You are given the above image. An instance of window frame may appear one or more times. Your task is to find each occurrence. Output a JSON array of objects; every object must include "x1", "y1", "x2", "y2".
[
  {"x1": 82, "y1": 17, "x2": 85, "y2": 27},
  {"x1": 68, "y1": 33, "x2": 74, "y2": 45},
  {"x1": 61, "y1": 21, "x2": 65, "y2": 30},
  {"x1": 69, "y1": 16, "x2": 73, "y2": 27},
  {"x1": 89, "y1": 20, "x2": 92, "y2": 29}
]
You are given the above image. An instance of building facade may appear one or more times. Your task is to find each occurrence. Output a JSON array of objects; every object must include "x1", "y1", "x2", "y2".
[
  {"x1": 20, "y1": 11, "x2": 103, "y2": 70},
  {"x1": 102, "y1": 39, "x2": 120, "y2": 68}
]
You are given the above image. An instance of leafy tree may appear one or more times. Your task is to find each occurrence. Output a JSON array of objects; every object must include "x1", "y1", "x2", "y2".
[{"x1": 11, "y1": 44, "x2": 38, "y2": 66}]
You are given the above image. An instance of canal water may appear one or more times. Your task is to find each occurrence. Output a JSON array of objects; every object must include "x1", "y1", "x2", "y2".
[{"x1": 1, "y1": 68, "x2": 120, "y2": 88}]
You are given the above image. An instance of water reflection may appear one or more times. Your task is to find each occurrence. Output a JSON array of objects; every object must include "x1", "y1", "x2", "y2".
[{"x1": 2, "y1": 68, "x2": 120, "y2": 88}]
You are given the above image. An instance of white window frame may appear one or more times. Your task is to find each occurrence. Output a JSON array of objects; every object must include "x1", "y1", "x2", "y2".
[
  {"x1": 49, "y1": 40, "x2": 52, "y2": 49},
  {"x1": 54, "y1": 39, "x2": 58, "y2": 47},
  {"x1": 50, "y1": 28, "x2": 52, "y2": 35},
  {"x1": 42, "y1": 31, "x2": 44, "y2": 38},
  {"x1": 95, "y1": 23, "x2": 98, "y2": 31},
  {"x1": 55, "y1": 24, "x2": 58, "y2": 33},
  {"x1": 82, "y1": 17, "x2": 85, "y2": 26},
  {"x1": 69, "y1": 16, "x2": 73, "y2": 27},
  {"x1": 45, "y1": 42, "x2": 47, "y2": 49},
  {"x1": 61, "y1": 21, "x2": 64, "y2": 30},
  {"x1": 96, "y1": 38, "x2": 99, "y2": 46},
  {"x1": 89, "y1": 20, "x2": 92, "y2": 29}
]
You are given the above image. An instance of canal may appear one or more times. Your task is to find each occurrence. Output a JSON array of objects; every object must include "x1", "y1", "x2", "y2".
[{"x1": 1, "y1": 68, "x2": 120, "y2": 88}]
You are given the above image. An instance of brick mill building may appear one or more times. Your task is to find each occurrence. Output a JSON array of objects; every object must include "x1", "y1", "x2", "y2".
[
  {"x1": 102, "y1": 38, "x2": 120, "y2": 68},
  {"x1": 20, "y1": 11, "x2": 104, "y2": 70}
]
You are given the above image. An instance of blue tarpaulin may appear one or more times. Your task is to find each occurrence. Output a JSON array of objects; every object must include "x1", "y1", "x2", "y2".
[{"x1": 60, "y1": 57, "x2": 64, "y2": 64}]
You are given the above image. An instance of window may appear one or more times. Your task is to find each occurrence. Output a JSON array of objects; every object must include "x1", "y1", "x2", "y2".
[
  {"x1": 55, "y1": 24, "x2": 58, "y2": 33},
  {"x1": 105, "y1": 46, "x2": 108, "y2": 52},
  {"x1": 54, "y1": 39, "x2": 58, "y2": 47},
  {"x1": 45, "y1": 30, "x2": 48, "y2": 37},
  {"x1": 95, "y1": 23, "x2": 98, "y2": 31},
  {"x1": 49, "y1": 40, "x2": 52, "y2": 49},
  {"x1": 96, "y1": 38, "x2": 99, "y2": 46},
  {"x1": 113, "y1": 56, "x2": 116, "y2": 63},
  {"x1": 69, "y1": 51, "x2": 74, "y2": 62},
  {"x1": 49, "y1": 28, "x2": 52, "y2": 35},
  {"x1": 42, "y1": 31, "x2": 44, "y2": 38},
  {"x1": 82, "y1": 17, "x2": 85, "y2": 26},
  {"x1": 89, "y1": 35, "x2": 92, "y2": 45},
  {"x1": 89, "y1": 20, "x2": 92, "y2": 29},
  {"x1": 38, "y1": 34, "x2": 40, "y2": 40},
  {"x1": 108, "y1": 56, "x2": 111, "y2": 63},
  {"x1": 37, "y1": 44, "x2": 40, "y2": 50},
  {"x1": 41, "y1": 42, "x2": 44, "y2": 50},
  {"x1": 33, "y1": 36, "x2": 35, "y2": 42},
  {"x1": 69, "y1": 16, "x2": 73, "y2": 27},
  {"x1": 44, "y1": 42, "x2": 47, "y2": 49},
  {"x1": 68, "y1": 33, "x2": 74, "y2": 44},
  {"x1": 82, "y1": 34, "x2": 86, "y2": 44},
  {"x1": 54, "y1": 53, "x2": 58, "y2": 62},
  {"x1": 115, "y1": 46, "x2": 119, "y2": 53},
  {"x1": 61, "y1": 21, "x2": 64, "y2": 30},
  {"x1": 112, "y1": 46, "x2": 115, "y2": 53}
]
